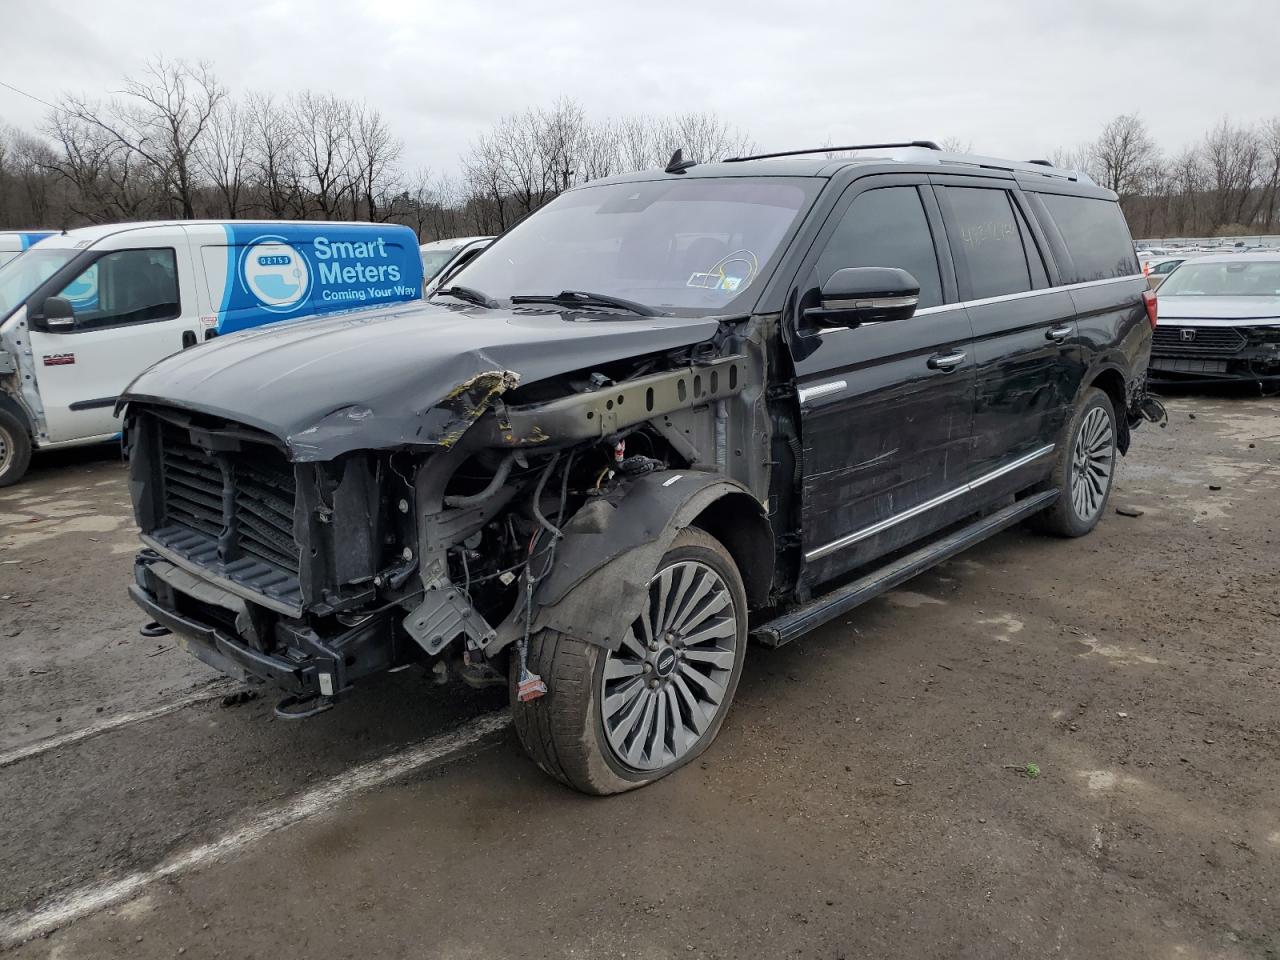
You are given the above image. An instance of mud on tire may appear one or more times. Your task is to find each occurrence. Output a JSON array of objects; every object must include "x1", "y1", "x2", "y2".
[{"x1": 510, "y1": 526, "x2": 748, "y2": 796}]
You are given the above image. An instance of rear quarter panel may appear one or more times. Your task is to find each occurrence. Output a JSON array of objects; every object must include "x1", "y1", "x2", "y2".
[{"x1": 1069, "y1": 275, "x2": 1151, "y2": 403}]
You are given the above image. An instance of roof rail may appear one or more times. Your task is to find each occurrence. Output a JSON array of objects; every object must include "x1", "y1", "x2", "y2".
[{"x1": 723, "y1": 140, "x2": 941, "y2": 163}]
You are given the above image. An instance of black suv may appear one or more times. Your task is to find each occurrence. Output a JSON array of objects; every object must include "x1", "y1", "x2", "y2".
[{"x1": 121, "y1": 142, "x2": 1159, "y2": 794}]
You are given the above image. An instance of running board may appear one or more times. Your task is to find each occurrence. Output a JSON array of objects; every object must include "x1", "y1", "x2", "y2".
[{"x1": 751, "y1": 490, "x2": 1059, "y2": 648}]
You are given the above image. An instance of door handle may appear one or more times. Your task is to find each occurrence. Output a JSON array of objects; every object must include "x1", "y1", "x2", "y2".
[
  {"x1": 1046, "y1": 324, "x2": 1072, "y2": 343},
  {"x1": 927, "y1": 351, "x2": 966, "y2": 371},
  {"x1": 181, "y1": 331, "x2": 197, "y2": 349}
]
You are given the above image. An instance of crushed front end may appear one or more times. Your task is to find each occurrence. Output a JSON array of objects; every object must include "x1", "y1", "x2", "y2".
[
  {"x1": 1148, "y1": 322, "x2": 1280, "y2": 385},
  {"x1": 122, "y1": 337, "x2": 767, "y2": 715}
]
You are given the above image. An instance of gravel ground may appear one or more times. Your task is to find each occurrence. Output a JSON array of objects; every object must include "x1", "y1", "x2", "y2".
[{"x1": 1, "y1": 392, "x2": 1277, "y2": 959}]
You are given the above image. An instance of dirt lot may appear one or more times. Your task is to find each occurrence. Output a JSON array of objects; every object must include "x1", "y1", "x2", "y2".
[{"x1": 1, "y1": 392, "x2": 1278, "y2": 959}]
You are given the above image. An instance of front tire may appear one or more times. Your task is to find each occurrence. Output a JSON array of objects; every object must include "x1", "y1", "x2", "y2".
[
  {"x1": 1030, "y1": 387, "x2": 1117, "y2": 537},
  {"x1": 0, "y1": 409, "x2": 33, "y2": 488},
  {"x1": 511, "y1": 527, "x2": 748, "y2": 795}
]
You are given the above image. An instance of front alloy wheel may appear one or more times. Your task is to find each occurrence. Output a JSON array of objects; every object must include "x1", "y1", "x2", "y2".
[
  {"x1": 511, "y1": 527, "x2": 747, "y2": 795},
  {"x1": 600, "y1": 558, "x2": 739, "y2": 772}
]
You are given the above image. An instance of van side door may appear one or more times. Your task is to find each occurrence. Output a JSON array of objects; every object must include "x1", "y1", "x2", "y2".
[
  {"x1": 932, "y1": 177, "x2": 1078, "y2": 493},
  {"x1": 25, "y1": 239, "x2": 201, "y2": 444},
  {"x1": 788, "y1": 175, "x2": 976, "y2": 588}
]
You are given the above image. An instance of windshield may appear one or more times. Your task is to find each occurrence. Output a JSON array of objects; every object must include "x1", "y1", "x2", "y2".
[
  {"x1": 1159, "y1": 260, "x2": 1280, "y2": 297},
  {"x1": 448, "y1": 177, "x2": 820, "y2": 315},
  {"x1": 0, "y1": 247, "x2": 79, "y2": 319}
]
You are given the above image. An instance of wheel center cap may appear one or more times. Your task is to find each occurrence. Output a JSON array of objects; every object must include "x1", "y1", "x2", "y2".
[{"x1": 654, "y1": 647, "x2": 677, "y2": 678}]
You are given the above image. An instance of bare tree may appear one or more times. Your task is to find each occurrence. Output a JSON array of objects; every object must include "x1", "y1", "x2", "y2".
[
  {"x1": 245, "y1": 92, "x2": 303, "y2": 218},
  {"x1": 1260, "y1": 117, "x2": 1280, "y2": 230},
  {"x1": 291, "y1": 91, "x2": 354, "y2": 218},
  {"x1": 55, "y1": 58, "x2": 223, "y2": 219},
  {"x1": 1203, "y1": 119, "x2": 1263, "y2": 230},
  {"x1": 197, "y1": 98, "x2": 252, "y2": 217},
  {"x1": 350, "y1": 103, "x2": 402, "y2": 221},
  {"x1": 1089, "y1": 114, "x2": 1159, "y2": 200}
]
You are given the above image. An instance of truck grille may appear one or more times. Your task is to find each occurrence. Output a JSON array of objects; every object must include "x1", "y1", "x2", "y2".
[
  {"x1": 150, "y1": 419, "x2": 303, "y2": 612},
  {"x1": 1152, "y1": 326, "x2": 1247, "y2": 356}
]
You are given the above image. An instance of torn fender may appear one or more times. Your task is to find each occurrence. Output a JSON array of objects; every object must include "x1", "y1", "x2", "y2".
[{"x1": 486, "y1": 470, "x2": 770, "y2": 655}]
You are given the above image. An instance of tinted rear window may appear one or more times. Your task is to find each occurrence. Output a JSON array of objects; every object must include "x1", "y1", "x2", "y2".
[
  {"x1": 943, "y1": 187, "x2": 1031, "y2": 300},
  {"x1": 1037, "y1": 194, "x2": 1139, "y2": 284}
]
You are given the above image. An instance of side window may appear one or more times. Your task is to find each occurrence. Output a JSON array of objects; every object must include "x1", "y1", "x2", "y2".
[
  {"x1": 942, "y1": 187, "x2": 1031, "y2": 300},
  {"x1": 817, "y1": 186, "x2": 944, "y2": 309},
  {"x1": 54, "y1": 248, "x2": 180, "y2": 331},
  {"x1": 1035, "y1": 194, "x2": 1139, "y2": 283}
]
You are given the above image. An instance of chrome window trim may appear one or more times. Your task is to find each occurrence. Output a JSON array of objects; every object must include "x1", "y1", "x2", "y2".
[
  {"x1": 804, "y1": 444, "x2": 1055, "y2": 562},
  {"x1": 818, "y1": 274, "x2": 1144, "y2": 332}
]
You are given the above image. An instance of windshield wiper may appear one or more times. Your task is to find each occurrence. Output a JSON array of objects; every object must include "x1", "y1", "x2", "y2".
[
  {"x1": 509, "y1": 290, "x2": 658, "y2": 317},
  {"x1": 432, "y1": 285, "x2": 496, "y2": 308}
]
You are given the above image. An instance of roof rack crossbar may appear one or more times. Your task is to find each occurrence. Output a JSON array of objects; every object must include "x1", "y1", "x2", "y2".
[{"x1": 723, "y1": 140, "x2": 942, "y2": 163}]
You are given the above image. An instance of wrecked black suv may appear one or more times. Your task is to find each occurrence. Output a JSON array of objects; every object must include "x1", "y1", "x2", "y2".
[{"x1": 122, "y1": 142, "x2": 1160, "y2": 794}]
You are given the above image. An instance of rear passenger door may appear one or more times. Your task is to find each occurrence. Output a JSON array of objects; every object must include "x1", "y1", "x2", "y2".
[
  {"x1": 933, "y1": 178, "x2": 1079, "y2": 486},
  {"x1": 790, "y1": 176, "x2": 976, "y2": 586}
]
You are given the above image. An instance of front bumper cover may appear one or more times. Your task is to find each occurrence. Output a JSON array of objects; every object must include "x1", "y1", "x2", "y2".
[{"x1": 131, "y1": 552, "x2": 400, "y2": 698}]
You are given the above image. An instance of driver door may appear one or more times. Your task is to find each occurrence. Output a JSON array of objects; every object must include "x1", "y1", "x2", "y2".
[
  {"x1": 790, "y1": 177, "x2": 977, "y2": 586},
  {"x1": 27, "y1": 244, "x2": 200, "y2": 443}
]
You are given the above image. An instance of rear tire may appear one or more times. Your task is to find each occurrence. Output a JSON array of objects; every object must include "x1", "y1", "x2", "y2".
[
  {"x1": 511, "y1": 527, "x2": 747, "y2": 795},
  {"x1": 0, "y1": 408, "x2": 33, "y2": 488},
  {"x1": 1030, "y1": 387, "x2": 1117, "y2": 537}
]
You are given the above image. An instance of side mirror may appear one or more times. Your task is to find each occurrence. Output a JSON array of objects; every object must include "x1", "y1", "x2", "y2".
[
  {"x1": 805, "y1": 267, "x2": 920, "y2": 328},
  {"x1": 40, "y1": 296, "x2": 77, "y2": 329}
]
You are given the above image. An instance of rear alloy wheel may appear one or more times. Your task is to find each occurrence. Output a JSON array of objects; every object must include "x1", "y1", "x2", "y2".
[
  {"x1": 1030, "y1": 387, "x2": 1117, "y2": 537},
  {"x1": 511, "y1": 527, "x2": 747, "y2": 795},
  {"x1": 1069, "y1": 405, "x2": 1115, "y2": 523},
  {"x1": 0, "y1": 409, "x2": 33, "y2": 488}
]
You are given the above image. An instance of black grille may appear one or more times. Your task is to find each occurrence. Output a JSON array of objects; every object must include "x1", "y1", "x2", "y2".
[
  {"x1": 152, "y1": 419, "x2": 302, "y2": 610},
  {"x1": 1152, "y1": 325, "x2": 1247, "y2": 356}
]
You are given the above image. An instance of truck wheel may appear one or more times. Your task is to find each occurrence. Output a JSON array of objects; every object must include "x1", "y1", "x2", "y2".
[
  {"x1": 0, "y1": 409, "x2": 33, "y2": 488},
  {"x1": 511, "y1": 527, "x2": 747, "y2": 795},
  {"x1": 1030, "y1": 387, "x2": 1117, "y2": 537}
]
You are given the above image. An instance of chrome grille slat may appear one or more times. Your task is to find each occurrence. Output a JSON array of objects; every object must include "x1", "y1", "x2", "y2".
[{"x1": 1152, "y1": 325, "x2": 1247, "y2": 356}]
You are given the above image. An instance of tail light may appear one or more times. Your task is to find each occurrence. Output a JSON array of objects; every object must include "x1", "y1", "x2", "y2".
[
  {"x1": 1142, "y1": 289, "x2": 1158, "y2": 329},
  {"x1": 1142, "y1": 261, "x2": 1151, "y2": 276}
]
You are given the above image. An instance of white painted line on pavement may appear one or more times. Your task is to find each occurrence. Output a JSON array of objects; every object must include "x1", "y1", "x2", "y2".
[
  {"x1": 0, "y1": 711, "x2": 509, "y2": 948},
  {"x1": 0, "y1": 684, "x2": 236, "y2": 770}
]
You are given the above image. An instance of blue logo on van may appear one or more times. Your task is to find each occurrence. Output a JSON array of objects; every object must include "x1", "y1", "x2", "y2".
[
  {"x1": 239, "y1": 237, "x2": 312, "y2": 313},
  {"x1": 215, "y1": 223, "x2": 424, "y2": 334}
]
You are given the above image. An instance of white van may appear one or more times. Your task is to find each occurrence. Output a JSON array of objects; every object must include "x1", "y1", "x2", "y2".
[
  {"x1": 0, "y1": 220, "x2": 424, "y2": 485},
  {"x1": 0, "y1": 231, "x2": 56, "y2": 268}
]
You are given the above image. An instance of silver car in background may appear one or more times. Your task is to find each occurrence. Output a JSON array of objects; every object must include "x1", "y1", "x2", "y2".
[
  {"x1": 1149, "y1": 252, "x2": 1280, "y2": 387},
  {"x1": 419, "y1": 236, "x2": 493, "y2": 294}
]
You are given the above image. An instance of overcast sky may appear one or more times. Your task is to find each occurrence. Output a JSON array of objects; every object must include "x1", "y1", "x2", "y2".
[{"x1": 3, "y1": 0, "x2": 1278, "y2": 173}]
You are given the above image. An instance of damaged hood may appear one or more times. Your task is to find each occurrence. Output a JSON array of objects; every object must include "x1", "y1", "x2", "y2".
[{"x1": 121, "y1": 301, "x2": 720, "y2": 460}]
